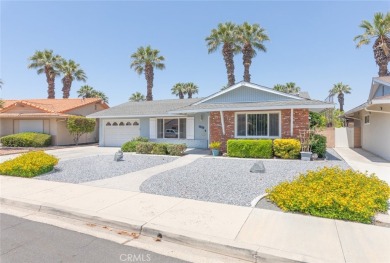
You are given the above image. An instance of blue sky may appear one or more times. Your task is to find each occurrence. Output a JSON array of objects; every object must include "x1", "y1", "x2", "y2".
[{"x1": 1, "y1": 1, "x2": 389, "y2": 110}]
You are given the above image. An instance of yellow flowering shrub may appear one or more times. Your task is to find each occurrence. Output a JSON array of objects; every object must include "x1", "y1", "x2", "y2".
[
  {"x1": 273, "y1": 139, "x2": 301, "y2": 159},
  {"x1": 0, "y1": 151, "x2": 59, "y2": 177},
  {"x1": 266, "y1": 167, "x2": 390, "y2": 223}
]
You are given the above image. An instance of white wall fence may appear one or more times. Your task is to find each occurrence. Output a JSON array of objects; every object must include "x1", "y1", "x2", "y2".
[{"x1": 335, "y1": 127, "x2": 354, "y2": 148}]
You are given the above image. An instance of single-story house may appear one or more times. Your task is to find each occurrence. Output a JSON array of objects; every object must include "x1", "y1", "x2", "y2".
[
  {"x1": 0, "y1": 98, "x2": 109, "y2": 145},
  {"x1": 88, "y1": 82, "x2": 333, "y2": 151},
  {"x1": 343, "y1": 76, "x2": 390, "y2": 161}
]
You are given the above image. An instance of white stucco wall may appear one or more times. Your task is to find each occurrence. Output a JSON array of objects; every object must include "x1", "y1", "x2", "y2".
[{"x1": 361, "y1": 106, "x2": 390, "y2": 161}]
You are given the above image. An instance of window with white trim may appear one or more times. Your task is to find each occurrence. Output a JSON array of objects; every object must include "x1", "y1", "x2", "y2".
[
  {"x1": 157, "y1": 118, "x2": 187, "y2": 139},
  {"x1": 364, "y1": 115, "x2": 370, "y2": 124},
  {"x1": 236, "y1": 112, "x2": 280, "y2": 137}
]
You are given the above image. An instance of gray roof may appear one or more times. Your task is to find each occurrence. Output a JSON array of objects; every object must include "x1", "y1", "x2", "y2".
[
  {"x1": 88, "y1": 98, "x2": 203, "y2": 118},
  {"x1": 169, "y1": 99, "x2": 333, "y2": 113},
  {"x1": 343, "y1": 102, "x2": 368, "y2": 116}
]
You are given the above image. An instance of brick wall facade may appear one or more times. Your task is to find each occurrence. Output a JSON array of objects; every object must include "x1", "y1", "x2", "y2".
[{"x1": 209, "y1": 109, "x2": 310, "y2": 152}]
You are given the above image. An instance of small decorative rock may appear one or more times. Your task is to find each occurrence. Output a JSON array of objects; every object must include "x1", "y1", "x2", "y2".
[
  {"x1": 114, "y1": 150, "x2": 124, "y2": 161},
  {"x1": 250, "y1": 161, "x2": 265, "y2": 173}
]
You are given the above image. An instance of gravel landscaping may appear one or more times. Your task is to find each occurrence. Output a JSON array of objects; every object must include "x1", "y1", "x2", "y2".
[
  {"x1": 140, "y1": 149, "x2": 350, "y2": 207},
  {"x1": 37, "y1": 154, "x2": 178, "y2": 183}
]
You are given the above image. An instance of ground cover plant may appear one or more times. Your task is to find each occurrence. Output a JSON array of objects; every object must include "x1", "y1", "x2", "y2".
[
  {"x1": 266, "y1": 167, "x2": 390, "y2": 223},
  {"x1": 0, "y1": 132, "x2": 52, "y2": 147},
  {"x1": 0, "y1": 151, "x2": 58, "y2": 177}
]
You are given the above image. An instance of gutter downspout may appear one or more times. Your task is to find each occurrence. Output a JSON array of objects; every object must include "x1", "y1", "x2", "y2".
[
  {"x1": 290, "y1": 109, "x2": 294, "y2": 136},
  {"x1": 220, "y1": 111, "x2": 225, "y2": 135}
]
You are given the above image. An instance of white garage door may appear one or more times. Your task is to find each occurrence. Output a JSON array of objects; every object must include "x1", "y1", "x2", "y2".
[
  {"x1": 19, "y1": 120, "x2": 44, "y2": 133},
  {"x1": 104, "y1": 119, "x2": 140, "y2": 147}
]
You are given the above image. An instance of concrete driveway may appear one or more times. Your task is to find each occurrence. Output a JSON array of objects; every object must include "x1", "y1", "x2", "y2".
[
  {"x1": 334, "y1": 148, "x2": 390, "y2": 185},
  {"x1": 0, "y1": 146, "x2": 120, "y2": 163}
]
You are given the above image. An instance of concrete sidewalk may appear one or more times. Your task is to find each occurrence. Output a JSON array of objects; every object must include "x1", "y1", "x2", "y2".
[{"x1": 1, "y1": 176, "x2": 389, "y2": 263}]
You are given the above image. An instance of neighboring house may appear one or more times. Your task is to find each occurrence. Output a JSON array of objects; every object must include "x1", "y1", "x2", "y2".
[
  {"x1": 0, "y1": 98, "x2": 109, "y2": 146},
  {"x1": 343, "y1": 77, "x2": 390, "y2": 161},
  {"x1": 88, "y1": 82, "x2": 333, "y2": 150}
]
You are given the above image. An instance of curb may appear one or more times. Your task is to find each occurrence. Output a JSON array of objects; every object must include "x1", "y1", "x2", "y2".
[{"x1": 1, "y1": 196, "x2": 302, "y2": 263}]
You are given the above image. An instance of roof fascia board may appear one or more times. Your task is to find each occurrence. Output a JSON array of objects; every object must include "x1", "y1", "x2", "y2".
[
  {"x1": 169, "y1": 104, "x2": 334, "y2": 114},
  {"x1": 86, "y1": 114, "x2": 187, "y2": 119}
]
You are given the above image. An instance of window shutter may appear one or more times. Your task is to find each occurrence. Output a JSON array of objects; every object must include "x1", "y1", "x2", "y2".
[
  {"x1": 186, "y1": 117, "x2": 194, "y2": 139},
  {"x1": 150, "y1": 118, "x2": 157, "y2": 139}
]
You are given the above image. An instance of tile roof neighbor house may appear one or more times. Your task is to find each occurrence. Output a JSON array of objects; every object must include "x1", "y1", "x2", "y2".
[
  {"x1": 343, "y1": 77, "x2": 390, "y2": 161},
  {"x1": 88, "y1": 82, "x2": 333, "y2": 150},
  {"x1": 0, "y1": 98, "x2": 109, "y2": 146}
]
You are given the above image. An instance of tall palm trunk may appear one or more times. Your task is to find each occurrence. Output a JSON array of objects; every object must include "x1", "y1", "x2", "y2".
[
  {"x1": 374, "y1": 37, "x2": 390, "y2": 76},
  {"x1": 222, "y1": 43, "x2": 235, "y2": 87},
  {"x1": 45, "y1": 66, "x2": 55, "y2": 99},
  {"x1": 188, "y1": 91, "x2": 192, "y2": 99},
  {"x1": 179, "y1": 92, "x2": 184, "y2": 99},
  {"x1": 62, "y1": 75, "x2": 73, "y2": 99},
  {"x1": 338, "y1": 92, "x2": 344, "y2": 112},
  {"x1": 145, "y1": 64, "x2": 154, "y2": 101},
  {"x1": 242, "y1": 43, "x2": 253, "y2": 82}
]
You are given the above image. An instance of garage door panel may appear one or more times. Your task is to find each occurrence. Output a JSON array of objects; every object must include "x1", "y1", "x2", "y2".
[
  {"x1": 19, "y1": 120, "x2": 44, "y2": 133},
  {"x1": 104, "y1": 119, "x2": 140, "y2": 147}
]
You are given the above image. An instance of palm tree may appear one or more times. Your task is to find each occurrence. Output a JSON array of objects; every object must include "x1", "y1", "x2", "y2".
[
  {"x1": 330, "y1": 82, "x2": 352, "y2": 112},
  {"x1": 77, "y1": 85, "x2": 109, "y2": 103},
  {"x1": 171, "y1": 83, "x2": 187, "y2": 99},
  {"x1": 285, "y1": 82, "x2": 300, "y2": 94},
  {"x1": 273, "y1": 82, "x2": 300, "y2": 94},
  {"x1": 184, "y1": 82, "x2": 199, "y2": 98},
  {"x1": 130, "y1": 46, "x2": 165, "y2": 101},
  {"x1": 77, "y1": 85, "x2": 94, "y2": 98},
  {"x1": 206, "y1": 22, "x2": 240, "y2": 87},
  {"x1": 354, "y1": 12, "x2": 390, "y2": 76},
  {"x1": 273, "y1": 84, "x2": 285, "y2": 92},
  {"x1": 237, "y1": 22, "x2": 269, "y2": 82},
  {"x1": 58, "y1": 59, "x2": 87, "y2": 99},
  {"x1": 28, "y1": 49, "x2": 62, "y2": 98},
  {"x1": 92, "y1": 91, "x2": 109, "y2": 104},
  {"x1": 129, "y1": 92, "x2": 146, "y2": 102}
]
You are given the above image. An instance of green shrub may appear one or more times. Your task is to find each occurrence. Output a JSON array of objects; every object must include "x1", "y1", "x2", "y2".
[
  {"x1": 152, "y1": 143, "x2": 168, "y2": 155},
  {"x1": 266, "y1": 167, "x2": 390, "y2": 223},
  {"x1": 136, "y1": 142, "x2": 155, "y2": 154},
  {"x1": 121, "y1": 141, "x2": 140, "y2": 152},
  {"x1": 311, "y1": 134, "x2": 327, "y2": 158},
  {"x1": 0, "y1": 151, "x2": 59, "y2": 177},
  {"x1": 273, "y1": 139, "x2": 301, "y2": 159},
  {"x1": 132, "y1": 136, "x2": 149, "y2": 142},
  {"x1": 227, "y1": 139, "x2": 273, "y2": 158},
  {"x1": 0, "y1": 132, "x2": 52, "y2": 147},
  {"x1": 166, "y1": 144, "x2": 187, "y2": 156}
]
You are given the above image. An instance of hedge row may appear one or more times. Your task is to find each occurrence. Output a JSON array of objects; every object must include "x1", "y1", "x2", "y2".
[
  {"x1": 136, "y1": 142, "x2": 187, "y2": 156},
  {"x1": 227, "y1": 135, "x2": 327, "y2": 159},
  {"x1": 227, "y1": 139, "x2": 273, "y2": 158},
  {"x1": 121, "y1": 137, "x2": 186, "y2": 156},
  {"x1": 0, "y1": 132, "x2": 52, "y2": 147}
]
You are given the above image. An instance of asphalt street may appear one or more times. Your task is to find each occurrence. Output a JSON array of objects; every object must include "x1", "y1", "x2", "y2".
[{"x1": 0, "y1": 213, "x2": 188, "y2": 263}]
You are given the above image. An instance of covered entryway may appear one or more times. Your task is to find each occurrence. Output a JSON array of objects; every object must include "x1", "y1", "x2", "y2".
[{"x1": 103, "y1": 119, "x2": 140, "y2": 147}]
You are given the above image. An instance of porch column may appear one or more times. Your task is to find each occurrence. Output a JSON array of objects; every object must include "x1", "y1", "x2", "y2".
[
  {"x1": 220, "y1": 111, "x2": 225, "y2": 135},
  {"x1": 291, "y1": 109, "x2": 294, "y2": 137}
]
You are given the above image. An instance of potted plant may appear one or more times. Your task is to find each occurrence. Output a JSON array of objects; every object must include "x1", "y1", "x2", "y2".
[
  {"x1": 298, "y1": 130, "x2": 314, "y2": 161},
  {"x1": 209, "y1": 141, "x2": 221, "y2": 156}
]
